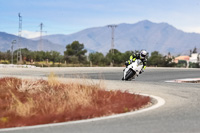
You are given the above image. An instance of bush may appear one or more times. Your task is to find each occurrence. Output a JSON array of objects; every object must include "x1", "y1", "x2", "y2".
[
  {"x1": 189, "y1": 62, "x2": 200, "y2": 68},
  {"x1": 177, "y1": 60, "x2": 187, "y2": 68}
]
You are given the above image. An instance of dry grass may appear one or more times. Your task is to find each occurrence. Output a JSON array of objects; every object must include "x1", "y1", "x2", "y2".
[
  {"x1": 0, "y1": 76, "x2": 150, "y2": 128},
  {"x1": 182, "y1": 80, "x2": 200, "y2": 83}
]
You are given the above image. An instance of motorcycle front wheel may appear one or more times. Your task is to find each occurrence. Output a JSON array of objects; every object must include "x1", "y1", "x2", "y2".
[{"x1": 124, "y1": 69, "x2": 135, "y2": 80}]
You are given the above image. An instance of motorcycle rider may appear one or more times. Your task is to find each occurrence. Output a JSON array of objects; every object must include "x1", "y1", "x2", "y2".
[{"x1": 125, "y1": 50, "x2": 148, "y2": 74}]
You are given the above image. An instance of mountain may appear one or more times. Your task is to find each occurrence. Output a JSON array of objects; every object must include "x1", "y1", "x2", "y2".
[
  {"x1": 41, "y1": 20, "x2": 200, "y2": 55},
  {"x1": 1, "y1": 20, "x2": 200, "y2": 55},
  {"x1": 0, "y1": 32, "x2": 65, "y2": 53}
]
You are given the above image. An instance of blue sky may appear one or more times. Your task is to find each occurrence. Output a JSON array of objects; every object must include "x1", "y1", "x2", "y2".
[{"x1": 1, "y1": 0, "x2": 200, "y2": 38}]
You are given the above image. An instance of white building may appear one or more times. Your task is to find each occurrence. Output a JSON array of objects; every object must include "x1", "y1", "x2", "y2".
[{"x1": 190, "y1": 53, "x2": 200, "y2": 64}]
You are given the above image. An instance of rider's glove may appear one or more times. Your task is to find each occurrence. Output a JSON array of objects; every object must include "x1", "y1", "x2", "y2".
[{"x1": 125, "y1": 61, "x2": 129, "y2": 67}]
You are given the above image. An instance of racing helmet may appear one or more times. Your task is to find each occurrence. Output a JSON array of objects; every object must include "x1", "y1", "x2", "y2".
[{"x1": 140, "y1": 50, "x2": 147, "y2": 59}]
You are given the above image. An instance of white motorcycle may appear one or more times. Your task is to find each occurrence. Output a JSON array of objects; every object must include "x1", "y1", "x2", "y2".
[{"x1": 122, "y1": 59, "x2": 144, "y2": 81}]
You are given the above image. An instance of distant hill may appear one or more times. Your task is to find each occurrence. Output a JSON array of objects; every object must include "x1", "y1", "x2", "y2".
[
  {"x1": 41, "y1": 20, "x2": 200, "y2": 55},
  {"x1": 1, "y1": 20, "x2": 200, "y2": 55},
  {"x1": 0, "y1": 32, "x2": 65, "y2": 53}
]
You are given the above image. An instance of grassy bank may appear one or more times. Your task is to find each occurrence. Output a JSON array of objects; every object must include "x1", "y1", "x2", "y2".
[{"x1": 0, "y1": 76, "x2": 150, "y2": 128}]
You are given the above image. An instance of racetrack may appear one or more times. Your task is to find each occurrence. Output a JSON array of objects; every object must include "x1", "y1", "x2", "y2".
[{"x1": 0, "y1": 67, "x2": 200, "y2": 133}]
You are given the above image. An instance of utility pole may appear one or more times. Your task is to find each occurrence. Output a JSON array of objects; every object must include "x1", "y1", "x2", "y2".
[
  {"x1": 11, "y1": 40, "x2": 16, "y2": 64},
  {"x1": 17, "y1": 13, "x2": 23, "y2": 64},
  {"x1": 108, "y1": 25, "x2": 117, "y2": 66},
  {"x1": 108, "y1": 25, "x2": 117, "y2": 54},
  {"x1": 38, "y1": 23, "x2": 47, "y2": 51},
  {"x1": 39, "y1": 23, "x2": 43, "y2": 51}
]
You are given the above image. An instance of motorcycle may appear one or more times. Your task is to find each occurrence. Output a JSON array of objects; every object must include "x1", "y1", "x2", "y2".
[{"x1": 122, "y1": 59, "x2": 143, "y2": 81}]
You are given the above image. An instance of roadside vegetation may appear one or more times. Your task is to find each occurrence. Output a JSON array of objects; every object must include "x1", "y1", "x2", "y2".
[
  {"x1": 182, "y1": 80, "x2": 200, "y2": 83},
  {"x1": 0, "y1": 41, "x2": 199, "y2": 68},
  {"x1": 0, "y1": 76, "x2": 150, "y2": 128}
]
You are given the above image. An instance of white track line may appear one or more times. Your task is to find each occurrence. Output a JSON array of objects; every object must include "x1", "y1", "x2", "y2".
[
  {"x1": 0, "y1": 94, "x2": 165, "y2": 132},
  {"x1": 165, "y1": 78, "x2": 200, "y2": 83}
]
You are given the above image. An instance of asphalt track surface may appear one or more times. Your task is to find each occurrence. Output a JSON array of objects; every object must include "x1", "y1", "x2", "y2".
[{"x1": 0, "y1": 67, "x2": 200, "y2": 133}]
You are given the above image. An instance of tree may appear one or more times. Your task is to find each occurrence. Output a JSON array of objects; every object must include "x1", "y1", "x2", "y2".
[
  {"x1": 147, "y1": 51, "x2": 163, "y2": 67},
  {"x1": 89, "y1": 52, "x2": 105, "y2": 66},
  {"x1": 49, "y1": 51, "x2": 61, "y2": 64},
  {"x1": 122, "y1": 50, "x2": 134, "y2": 62},
  {"x1": 106, "y1": 49, "x2": 123, "y2": 65},
  {"x1": 64, "y1": 41, "x2": 87, "y2": 63},
  {"x1": 35, "y1": 51, "x2": 46, "y2": 62},
  {"x1": 147, "y1": 51, "x2": 176, "y2": 67},
  {"x1": 20, "y1": 48, "x2": 32, "y2": 63}
]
